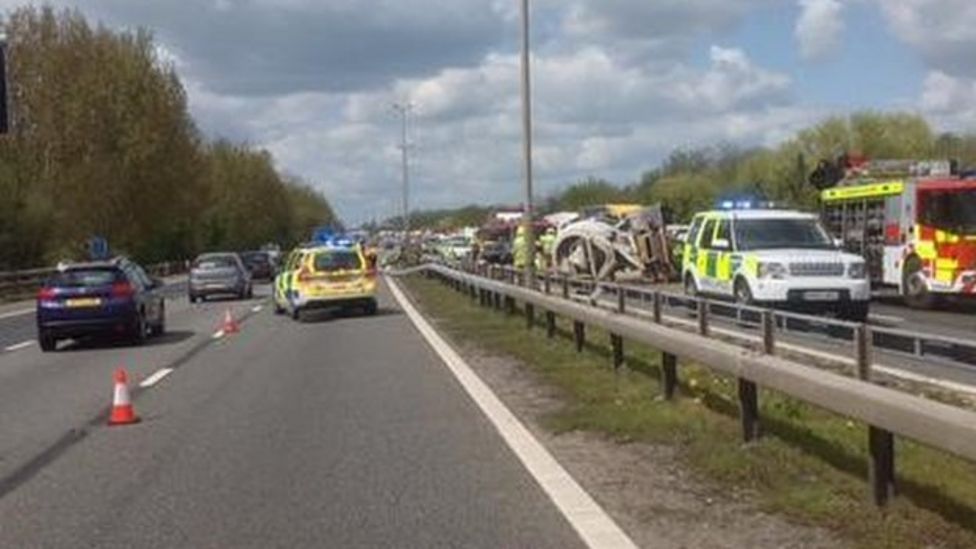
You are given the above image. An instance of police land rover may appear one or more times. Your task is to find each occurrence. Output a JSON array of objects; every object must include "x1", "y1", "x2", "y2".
[{"x1": 682, "y1": 203, "x2": 871, "y2": 321}]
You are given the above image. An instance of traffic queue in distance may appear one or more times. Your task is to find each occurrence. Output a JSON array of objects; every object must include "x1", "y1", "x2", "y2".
[{"x1": 35, "y1": 249, "x2": 279, "y2": 352}]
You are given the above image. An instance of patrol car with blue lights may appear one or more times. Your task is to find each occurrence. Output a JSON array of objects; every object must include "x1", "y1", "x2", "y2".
[
  {"x1": 273, "y1": 232, "x2": 378, "y2": 321},
  {"x1": 681, "y1": 201, "x2": 871, "y2": 321}
]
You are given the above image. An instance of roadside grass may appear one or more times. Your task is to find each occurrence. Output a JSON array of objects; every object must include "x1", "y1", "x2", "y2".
[{"x1": 402, "y1": 274, "x2": 976, "y2": 549}]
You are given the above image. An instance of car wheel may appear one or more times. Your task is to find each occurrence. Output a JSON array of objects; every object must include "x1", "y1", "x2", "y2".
[
  {"x1": 132, "y1": 315, "x2": 148, "y2": 346},
  {"x1": 291, "y1": 306, "x2": 301, "y2": 321},
  {"x1": 247, "y1": 286, "x2": 254, "y2": 299},
  {"x1": 273, "y1": 300, "x2": 284, "y2": 315},
  {"x1": 155, "y1": 304, "x2": 166, "y2": 336},
  {"x1": 683, "y1": 274, "x2": 698, "y2": 297},
  {"x1": 38, "y1": 330, "x2": 57, "y2": 352},
  {"x1": 364, "y1": 299, "x2": 378, "y2": 316},
  {"x1": 734, "y1": 278, "x2": 754, "y2": 305}
]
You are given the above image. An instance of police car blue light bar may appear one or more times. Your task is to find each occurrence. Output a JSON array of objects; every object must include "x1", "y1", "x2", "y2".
[{"x1": 717, "y1": 199, "x2": 777, "y2": 210}]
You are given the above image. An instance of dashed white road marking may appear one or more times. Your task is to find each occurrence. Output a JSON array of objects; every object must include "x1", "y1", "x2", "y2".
[
  {"x1": 139, "y1": 368, "x2": 174, "y2": 388},
  {"x1": 3, "y1": 340, "x2": 34, "y2": 352},
  {"x1": 212, "y1": 330, "x2": 225, "y2": 340},
  {"x1": 869, "y1": 313, "x2": 905, "y2": 325},
  {"x1": 387, "y1": 277, "x2": 638, "y2": 549},
  {"x1": 0, "y1": 309, "x2": 33, "y2": 320},
  {"x1": 251, "y1": 305, "x2": 263, "y2": 313}
]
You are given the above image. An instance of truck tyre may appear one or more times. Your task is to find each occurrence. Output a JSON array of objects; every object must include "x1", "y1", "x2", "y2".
[{"x1": 902, "y1": 257, "x2": 939, "y2": 309}]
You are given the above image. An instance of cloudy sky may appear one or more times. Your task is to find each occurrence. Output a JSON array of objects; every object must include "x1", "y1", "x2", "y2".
[{"x1": 6, "y1": 0, "x2": 976, "y2": 224}]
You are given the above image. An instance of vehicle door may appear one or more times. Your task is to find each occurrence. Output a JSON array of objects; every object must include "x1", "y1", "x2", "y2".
[
  {"x1": 683, "y1": 215, "x2": 705, "y2": 273},
  {"x1": 284, "y1": 252, "x2": 306, "y2": 305},
  {"x1": 711, "y1": 219, "x2": 734, "y2": 296},
  {"x1": 696, "y1": 218, "x2": 718, "y2": 293},
  {"x1": 136, "y1": 263, "x2": 165, "y2": 323}
]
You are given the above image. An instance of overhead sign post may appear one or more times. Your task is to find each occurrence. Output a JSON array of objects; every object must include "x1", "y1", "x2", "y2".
[{"x1": 0, "y1": 34, "x2": 10, "y2": 135}]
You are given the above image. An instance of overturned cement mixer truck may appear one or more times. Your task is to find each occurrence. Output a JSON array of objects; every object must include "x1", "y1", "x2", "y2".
[{"x1": 551, "y1": 204, "x2": 677, "y2": 284}]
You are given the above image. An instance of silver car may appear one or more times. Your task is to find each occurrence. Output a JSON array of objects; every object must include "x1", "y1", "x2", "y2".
[{"x1": 188, "y1": 253, "x2": 253, "y2": 302}]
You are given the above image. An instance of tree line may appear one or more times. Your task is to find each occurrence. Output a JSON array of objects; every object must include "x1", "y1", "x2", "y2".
[
  {"x1": 402, "y1": 111, "x2": 976, "y2": 230},
  {"x1": 0, "y1": 7, "x2": 337, "y2": 270}
]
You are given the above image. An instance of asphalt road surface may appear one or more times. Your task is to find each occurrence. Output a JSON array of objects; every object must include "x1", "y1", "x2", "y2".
[{"x1": 0, "y1": 282, "x2": 584, "y2": 548}]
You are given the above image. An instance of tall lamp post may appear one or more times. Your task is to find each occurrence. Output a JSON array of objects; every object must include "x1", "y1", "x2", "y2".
[
  {"x1": 519, "y1": 0, "x2": 535, "y2": 285},
  {"x1": 393, "y1": 102, "x2": 413, "y2": 245}
]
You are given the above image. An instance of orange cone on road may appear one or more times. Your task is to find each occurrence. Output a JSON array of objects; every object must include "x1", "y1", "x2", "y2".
[
  {"x1": 108, "y1": 368, "x2": 140, "y2": 426},
  {"x1": 222, "y1": 308, "x2": 240, "y2": 335}
]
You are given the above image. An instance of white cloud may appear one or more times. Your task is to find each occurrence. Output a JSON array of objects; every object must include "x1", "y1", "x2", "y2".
[
  {"x1": 876, "y1": 0, "x2": 976, "y2": 77},
  {"x1": 919, "y1": 71, "x2": 976, "y2": 130},
  {"x1": 795, "y1": 0, "x2": 845, "y2": 60}
]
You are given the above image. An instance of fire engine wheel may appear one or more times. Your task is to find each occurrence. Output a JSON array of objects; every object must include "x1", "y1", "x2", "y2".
[{"x1": 902, "y1": 258, "x2": 939, "y2": 310}]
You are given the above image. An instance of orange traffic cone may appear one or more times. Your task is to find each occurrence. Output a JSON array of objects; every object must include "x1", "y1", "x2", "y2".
[
  {"x1": 108, "y1": 368, "x2": 140, "y2": 426},
  {"x1": 222, "y1": 309, "x2": 240, "y2": 334}
]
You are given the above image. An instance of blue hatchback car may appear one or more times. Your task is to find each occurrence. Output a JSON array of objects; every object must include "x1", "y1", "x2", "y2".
[{"x1": 36, "y1": 257, "x2": 166, "y2": 352}]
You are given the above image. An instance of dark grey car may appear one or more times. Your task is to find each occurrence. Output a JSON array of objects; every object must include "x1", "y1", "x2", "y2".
[{"x1": 188, "y1": 253, "x2": 253, "y2": 302}]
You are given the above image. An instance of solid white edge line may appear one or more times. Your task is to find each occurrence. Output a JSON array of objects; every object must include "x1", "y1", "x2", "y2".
[
  {"x1": 139, "y1": 368, "x2": 174, "y2": 388},
  {"x1": 386, "y1": 277, "x2": 638, "y2": 549},
  {"x1": 3, "y1": 340, "x2": 34, "y2": 352},
  {"x1": 0, "y1": 308, "x2": 33, "y2": 320}
]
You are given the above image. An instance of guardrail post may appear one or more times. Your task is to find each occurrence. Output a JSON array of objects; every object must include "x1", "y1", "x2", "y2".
[
  {"x1": 525, "y1": 303, "x2": 534, "y2": 330},
  {"x1": 573, "y1": 321, "x2": 585, "y2": 352},
  {"x1": 494, "y1": 291, "x2": 502, "y2": 310},
  {"x1": 869, "y1": 426, "x2": 896, "y2": 507},
  {"x1": 853, "y1": 323, "x2": 895, "y2": 506},
  {"x1": 762, "y1": 310, "x2": 775, "y2": 355},
  {"x1": 697, "y1": 298, "x2": 709, "y2": 337},
  {"x1": 611, "y1": 334, "x2": 624, "y2": 371},
  {"x1": 505, "y1": 296, "x2": 516, "y2": 316},
  {"x1": 544, "y1": 273, "x2": 551, "y2": 295},
  {"x1": 661, "y1": 353, "x2": 677, "y2": 400},
  {"x1": 616, "y1": 286, "x2": 626, "y2": 314},
  {"x1": 546, "y1": 311, "x2": 556, "y2": 339},
  {"x1": 855, "y1": 325, "x2": 872, "y2": 382},
  {"x1": 562, "y1": 276, "x2": 570, "y2": 299},
  {"x1": 652, "y1": 291, "x2": 662, "y2": 324},
  {"x1": 738, "y1": 380, "x2": 761, "y2": 443}
]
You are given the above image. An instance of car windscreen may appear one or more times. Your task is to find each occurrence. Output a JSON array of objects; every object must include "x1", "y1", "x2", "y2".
[
  {"x1": 313, "y1": 250, "x2": 362, "y2": 272},
  {"x1": 194, "y1": 256, "x2": 237, "y2": 270},
  {"x1": 734, "y1": 218, "x2": 834, "y2": 251},
  {"x1": 241, "y1": 252, "x2": 269, "y2": 265},
  {"x1": 48, "y1": 268, "x2": 122, "y2": 288}
]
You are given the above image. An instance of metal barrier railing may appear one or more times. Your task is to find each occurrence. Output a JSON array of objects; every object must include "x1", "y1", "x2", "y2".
[{"x1": 405, "y1": 262, "x2": 976, "y2": 508}]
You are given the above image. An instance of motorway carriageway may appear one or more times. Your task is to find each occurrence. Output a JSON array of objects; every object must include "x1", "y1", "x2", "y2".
[{"x1": 0, "y1": 280, "x2": 614, "y2": 548}]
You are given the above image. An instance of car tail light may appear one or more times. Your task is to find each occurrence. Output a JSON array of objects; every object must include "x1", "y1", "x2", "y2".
[
  {"x1": 37, "y1": 287, "x2": 56, "y2": 301},
  {"x1": 112, "y1": 282, "x2": 136, "y2": 298}
]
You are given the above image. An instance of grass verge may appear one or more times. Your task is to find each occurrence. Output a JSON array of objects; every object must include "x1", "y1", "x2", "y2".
[{"x1": 402, "y1": 273, "x2": 976, "y2": 549}]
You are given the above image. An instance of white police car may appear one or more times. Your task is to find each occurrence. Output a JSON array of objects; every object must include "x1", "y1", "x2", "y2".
[{"x1": 682, "y1": 205, "x2": 871, "y2": 321}]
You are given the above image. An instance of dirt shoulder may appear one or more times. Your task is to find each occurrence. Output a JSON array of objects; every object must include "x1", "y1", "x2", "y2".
[{"x1": 399, "y1": 277, "x2": 843, "y2": 548}]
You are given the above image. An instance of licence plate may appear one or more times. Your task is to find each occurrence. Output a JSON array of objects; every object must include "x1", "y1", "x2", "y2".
[
  {"x1": 803, "y1": 291, "x2": 839, "y2": 302},
  {"x1": 66, "y1": 298, "x2": 102, "y2": 308}
]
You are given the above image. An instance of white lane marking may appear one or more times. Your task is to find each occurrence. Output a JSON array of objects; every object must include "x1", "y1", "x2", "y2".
[
  {"x1": 387, "y1": 277, "x2": 638, "y2": 549},
  {"x1": 212, "y1": 330, "x2": 225, "y2": 340},
  {"x1": 251, "y1": 305, "x2": 263, "y2": 313},
  {"x1": 0, "y1": 308, "x2": 33, "y2": 320},
  {"x1": 139, "y1": 368, "x2": 174, "y2": 388},
  {"x1": 869, "y1": 313, "x2": 905, "y2": 325},
  {"x1": 3, "y1": 340, "x2": 34, "y2": 352}
]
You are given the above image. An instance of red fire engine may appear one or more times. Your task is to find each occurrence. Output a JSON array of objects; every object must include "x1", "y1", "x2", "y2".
[{"x1": 819, "y1": 158, "x2": 976, "y2": 308}]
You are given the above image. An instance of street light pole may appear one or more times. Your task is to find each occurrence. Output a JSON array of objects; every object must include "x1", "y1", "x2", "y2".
[
  {"x1": 519, "y1": 0, "x2": 535, "y2": 285},
  {"x1": 393, "y1": 102, "x2": 413, "y2": 244}
]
